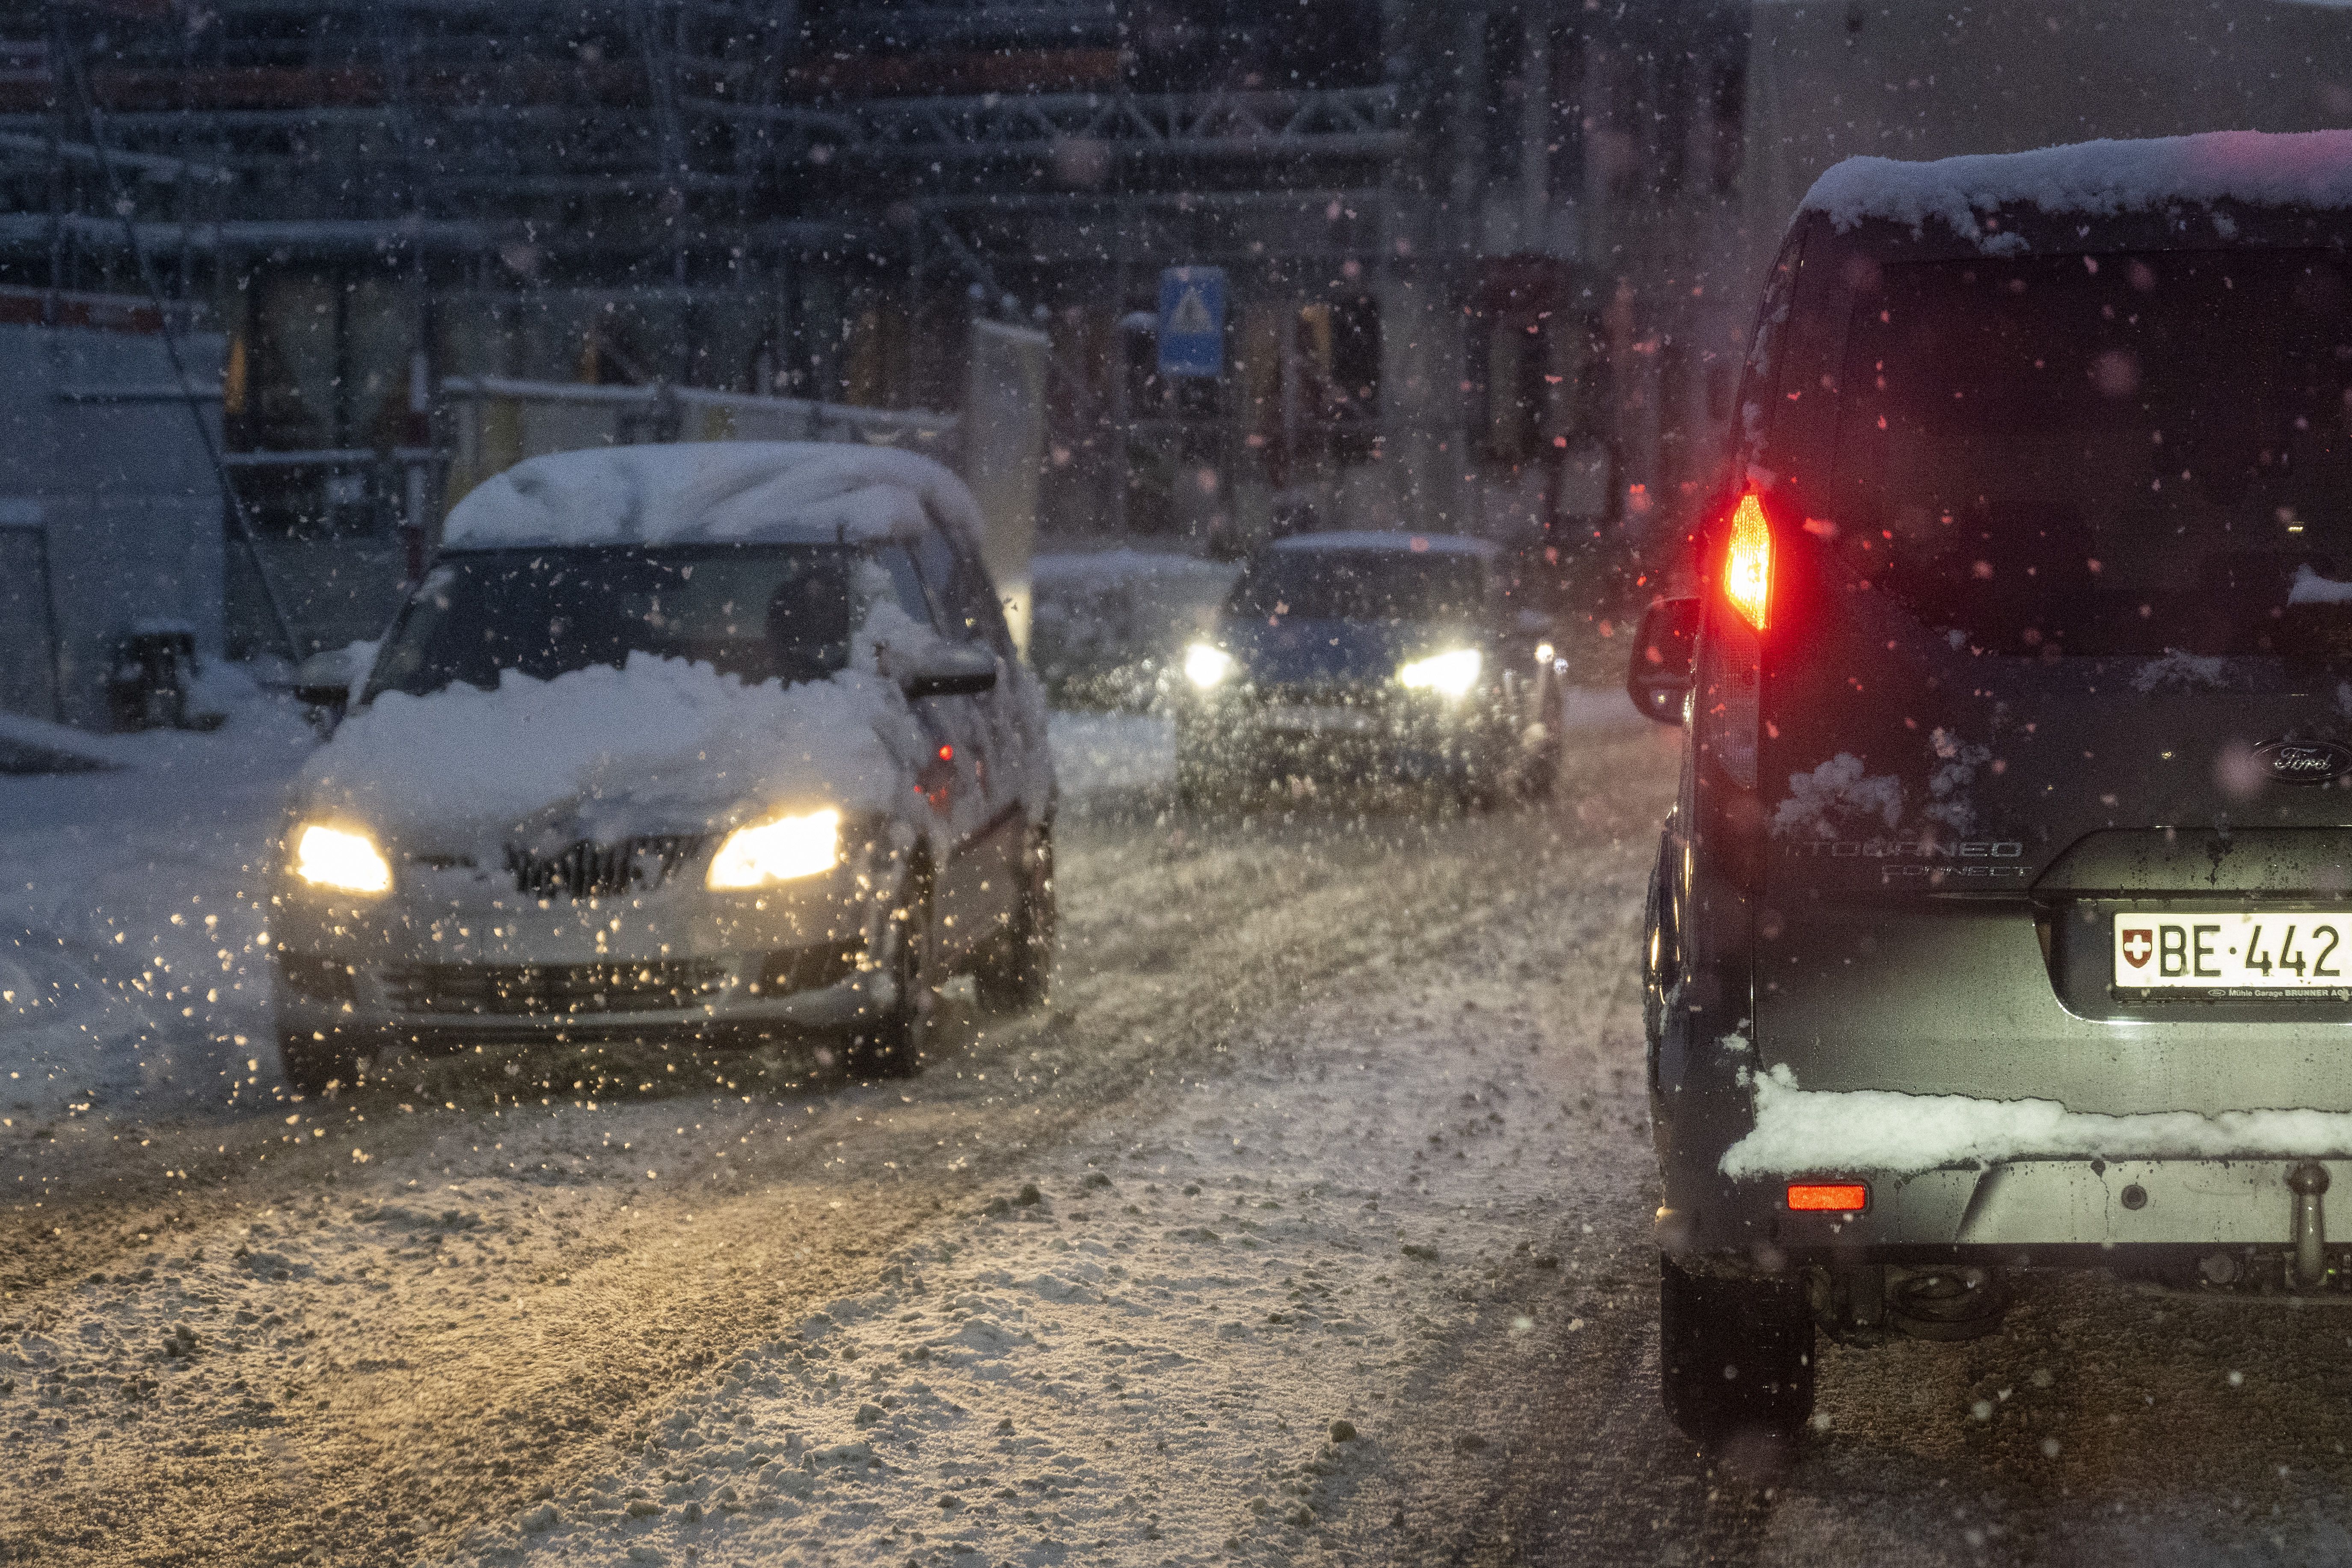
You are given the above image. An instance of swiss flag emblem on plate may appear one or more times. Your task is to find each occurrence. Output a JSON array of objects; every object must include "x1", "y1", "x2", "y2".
[{"x1": 2121, "y1": 928, "x2": 2154, "y2": 969}]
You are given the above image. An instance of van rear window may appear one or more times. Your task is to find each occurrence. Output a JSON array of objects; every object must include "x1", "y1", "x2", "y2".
[{"x1": 1829, "y1": 251, "x2": 2352, "y2": 658}]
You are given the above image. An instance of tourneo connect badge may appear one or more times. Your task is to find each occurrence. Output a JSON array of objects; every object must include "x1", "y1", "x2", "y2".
[{"x1": 2254, "y1": 738, "x2": 2352, "y2": 785}]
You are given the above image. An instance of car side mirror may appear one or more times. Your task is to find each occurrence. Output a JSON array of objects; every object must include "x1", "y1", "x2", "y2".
[
  {"x1": 291, "y1": 648, "x2": 355, "y2": 717},
  {"x1": 1626, "y1": 597, "x2": 1700, "y2": 724},
  {"x1": 894, "y1": 642, "x2": 999, "y2": 700}
]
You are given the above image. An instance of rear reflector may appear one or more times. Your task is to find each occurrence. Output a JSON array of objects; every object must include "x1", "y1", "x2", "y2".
[
  {"x1": 1723, "y1": 492, "x2": 1773, "y2": 633},
  {"x1": 1786, "y1": 1181, "x2": 1868, "y2": 1213}
]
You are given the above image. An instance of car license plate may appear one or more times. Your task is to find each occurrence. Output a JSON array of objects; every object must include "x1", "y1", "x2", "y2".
[
  {"x1": 1262, "y1": 705, "x2": 1373, "y2": 735},
  {"x1": 2114, "y1": 913, "x2": 2352, "y2": 990}
]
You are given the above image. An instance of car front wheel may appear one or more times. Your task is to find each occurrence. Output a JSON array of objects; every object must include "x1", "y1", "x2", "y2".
[
  {"x1": 976, "y1": 823, "x2": 1055, "y2": 1013},
  {"x1": 848, "y1": 863, "x2": 934, "y2": 1079},
  {"x1": 277, "y1": 1028, "x2": 353, "y2": 1097},
  {"x1": 1658, "y1": 1253, "x2": 1815, "y2": 1455}
]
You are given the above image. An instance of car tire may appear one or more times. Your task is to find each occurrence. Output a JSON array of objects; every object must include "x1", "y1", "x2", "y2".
[
  {"x1": 1658, "y1": 1253, "x2": 1816, "y2": 1454},
  {"x1": 976, "y1": 823, "x2": 1055, "y2": 1014},
  {"x1": 1453, "y1": 762, "x2": 1501, "y2": 812},
  {"x1": 847, "y1": 863, "x2": 934, "y2": 1079},
  {"x1": 277, "y1": 1028, "x2": 353, "y2": 1097}
]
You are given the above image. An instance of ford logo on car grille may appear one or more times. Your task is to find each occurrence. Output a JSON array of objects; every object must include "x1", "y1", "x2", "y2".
[{"x1": 2254, "y1": 739, "x2": 2352, "y2": 786}]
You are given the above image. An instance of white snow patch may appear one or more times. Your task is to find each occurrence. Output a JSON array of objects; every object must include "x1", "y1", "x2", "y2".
[
  {"x1": 1722, "y1": 1063, "x2": 2352, "y2": 1177},
  {"x1": 441, "y1": 442, "x2": 985, "y2": 554},
  {"x1": 2132, "y1": 648, "x2": 2230, "y2": 694},
  {"x1": 1803, "y1": 130, "x2": 2352, "y2": 242},
  {"x1": 0, "y1": 710, "x2": 130, "y2": 772},
  {"x1": 1924, "y1": 727, "x2": 1992, "y2": 835},
  {"x1": 1770, "y1": 753, "x2": 1903, "y2": 839},
  {"x1": 2290, "y1": 564, "x2": 2352, "y2": 605}
]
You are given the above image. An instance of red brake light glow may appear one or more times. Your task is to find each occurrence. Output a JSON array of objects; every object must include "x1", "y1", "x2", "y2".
[
  {"x1": 1723, "y1": 492, "x2": 1773, "y2": 633},
  {"x1": 1786, "y1": 1181, "x2": 1868, "y2": 1213}
]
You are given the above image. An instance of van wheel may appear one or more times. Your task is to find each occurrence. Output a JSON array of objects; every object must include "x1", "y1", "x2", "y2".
[
  {"x1": 1174, "y1": 736, "x2": 1221, "y2": 806},
  {"x1": 277, "y1": 1029, "x2": 352, "y2": 1098},
  {"x1": 1659, "y1": 1253, "x2": 1816, "y2": 1455},
  {"x1": 848, "y1": 865, "x2": 933, "y2": 1079},
  {"x1": 977, "y1": 824, "x2": 1055, "y2": 1014}
]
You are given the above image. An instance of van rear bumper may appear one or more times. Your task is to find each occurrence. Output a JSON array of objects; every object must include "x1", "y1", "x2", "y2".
[{"x1": 1661, "y1": 1156, "x2": 2352, "y2": 1260}]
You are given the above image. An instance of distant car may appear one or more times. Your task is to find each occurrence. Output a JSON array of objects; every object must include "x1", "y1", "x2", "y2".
[
  {"x1": 272, "y1": 442, "x2": 1055, "y2": 1094},
  {"x1": 1635, "y1": 130, "x2": 2352, "y2": 1455},
  {"x1": 1171, "y1": 531, "x2": 1561, "y2": 803}
]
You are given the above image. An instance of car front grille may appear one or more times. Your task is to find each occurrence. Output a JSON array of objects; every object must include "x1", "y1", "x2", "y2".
[
  {"x1": 278, "y1": 953, "x2": 357, "y2": 1005},
  {"x1": 504, "y1": 836, "x2": 708, "y2": 899},
  {"x1": 377, "y1": 960, "x2": 733, "y2": 1017}
]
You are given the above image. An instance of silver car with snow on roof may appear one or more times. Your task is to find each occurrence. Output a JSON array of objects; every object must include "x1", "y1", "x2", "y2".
[
  {"x1": 1628, "y1": 130, "x2": 2352, "y2": 1455},
  {"x1": 272, "y1": 443, "x2": 1055, "y2": 1092}
]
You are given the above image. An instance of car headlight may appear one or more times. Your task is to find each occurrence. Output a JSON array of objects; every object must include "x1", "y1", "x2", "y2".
[
  {"x1": 1397, "y1": 647, "x2": 1483, "y2": 698},
  {"x1": 1183, "y1": 643, "x2": 1236, "y2": 688},
  {"x1": 707, "y1": 807, "x2": 841, "y2": 890},
  {"x1": 291, "y1": 823, "x2": 392, "y2": 895}
]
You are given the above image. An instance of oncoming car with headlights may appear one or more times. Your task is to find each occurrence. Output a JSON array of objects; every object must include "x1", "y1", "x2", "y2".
[
  {"x1": 272, "y1": 442, "x2": 1054, "y2": 1094},
  {"x1": 1171, "y1": 531, "x2": 1560, "y2": 803}
]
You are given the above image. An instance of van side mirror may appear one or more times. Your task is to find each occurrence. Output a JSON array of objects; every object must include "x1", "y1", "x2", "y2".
[
  {"x1": 291, "y1": 647, "x2": 356, "y2": 717},
  {"x1": 1627, "y1": 597, "x2": 1700, "y2": 724},
  {"x1": 894, "y1": 642, "x2": 999, "y2": 700}
]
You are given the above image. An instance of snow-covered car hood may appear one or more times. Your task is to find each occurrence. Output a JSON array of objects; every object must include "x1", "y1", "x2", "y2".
[{"x1": 293, "y1": 653, "x2": 913, "y2": 851}]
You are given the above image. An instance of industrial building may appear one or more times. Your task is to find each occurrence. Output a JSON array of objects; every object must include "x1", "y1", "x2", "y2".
[{"x1": 0, "y1": 0, "x2": 1766, "y2": 686}]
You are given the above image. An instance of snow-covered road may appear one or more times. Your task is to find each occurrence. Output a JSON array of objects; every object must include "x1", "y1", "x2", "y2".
[{"x1": 15, "y1": 700, "x2": 2352, "y2": 1566}]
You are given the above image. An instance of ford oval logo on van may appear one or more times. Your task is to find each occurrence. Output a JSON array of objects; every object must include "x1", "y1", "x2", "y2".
[{"x1": 2254, "y1": 739, "x2": 2352, "y2": 786}]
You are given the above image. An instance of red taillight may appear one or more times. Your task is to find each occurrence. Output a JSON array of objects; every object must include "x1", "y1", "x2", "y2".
[
  {"x1": 1786, "y1": 1181, "x2": 1868, "y2": 1213},
  {"x1": 1723, "y1": 492, "x2": 1772, "y2": 633}
]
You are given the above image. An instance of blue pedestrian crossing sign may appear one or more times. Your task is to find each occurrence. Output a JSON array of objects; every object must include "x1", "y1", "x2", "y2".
[{"x1": 1157, "y1": 267, "x2": 1227, "y2": 378}]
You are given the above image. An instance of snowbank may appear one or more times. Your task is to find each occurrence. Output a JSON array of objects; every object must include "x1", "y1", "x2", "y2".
[
  {"x1": 0, "y1": 667, "x2": 318, "y2": 1117},
  {"x1": 1804, "y1": 130, "x2": 2352, "y2": 239},
  {"x1": 1722, "y1": 1063, "x2": 2352, "y2": 1177},
  {"x1": 441, "y1": 442, "x2": 986, "y2": 554},
  {"x1": 304, "y1": 653, "x2": 908, "y2": 845},
  {"x1": 0, "y1": 710, "x2": 127, "y2": 774}
]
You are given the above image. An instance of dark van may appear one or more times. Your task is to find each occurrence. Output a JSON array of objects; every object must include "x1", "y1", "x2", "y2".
[{"x1": 1631, "y1": 130, "x2": 2352, "y2": 1451}]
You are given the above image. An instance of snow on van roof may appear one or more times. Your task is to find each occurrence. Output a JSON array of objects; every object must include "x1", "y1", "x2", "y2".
[
  {"x1": 1266, "y1": 531, "x2": 1497, "y2": 557},
  {"x1": 439, "y1": 442, "x2": 984, "y2": 552},
  {"x1": 1803, "y1": 129, "x2": 2352, "y2": 240}
]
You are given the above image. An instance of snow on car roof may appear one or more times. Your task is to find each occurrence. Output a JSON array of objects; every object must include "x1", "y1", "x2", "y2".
[
  {"x1": 1803, "y1": 129, "x2": 2352, "y2": 238},
  {"x1": 1266, "y1": 531, "x2": 1497, "y2": 558},
  {"x1": 439, "y1": 441, "x2": 985, "y2": 553}
]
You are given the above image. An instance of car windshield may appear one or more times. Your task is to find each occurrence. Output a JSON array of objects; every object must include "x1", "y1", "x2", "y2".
[
  {"x1": 366, "y1": 545, "x2": 865, "y2": 699},
  {"x1": 1225, "y1": 549, "x2": 1486, "y2": 623},
  {"x1": 1830, "y1": 250, "x2": 2352, "y2": 659}
]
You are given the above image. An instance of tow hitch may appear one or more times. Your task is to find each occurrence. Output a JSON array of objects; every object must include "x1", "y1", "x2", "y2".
[{"x1": 2290, "y1": 1162, "x2": 2331, "y2": 1288}]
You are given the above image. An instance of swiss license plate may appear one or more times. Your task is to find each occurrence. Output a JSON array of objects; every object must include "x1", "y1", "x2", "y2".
[
  {"x1": 2114, "y1": 913, "x2": 2352, "y2": 990},
  {"x1": 1262, "y1": 705, "x2": 1373, "y2": 735}
]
